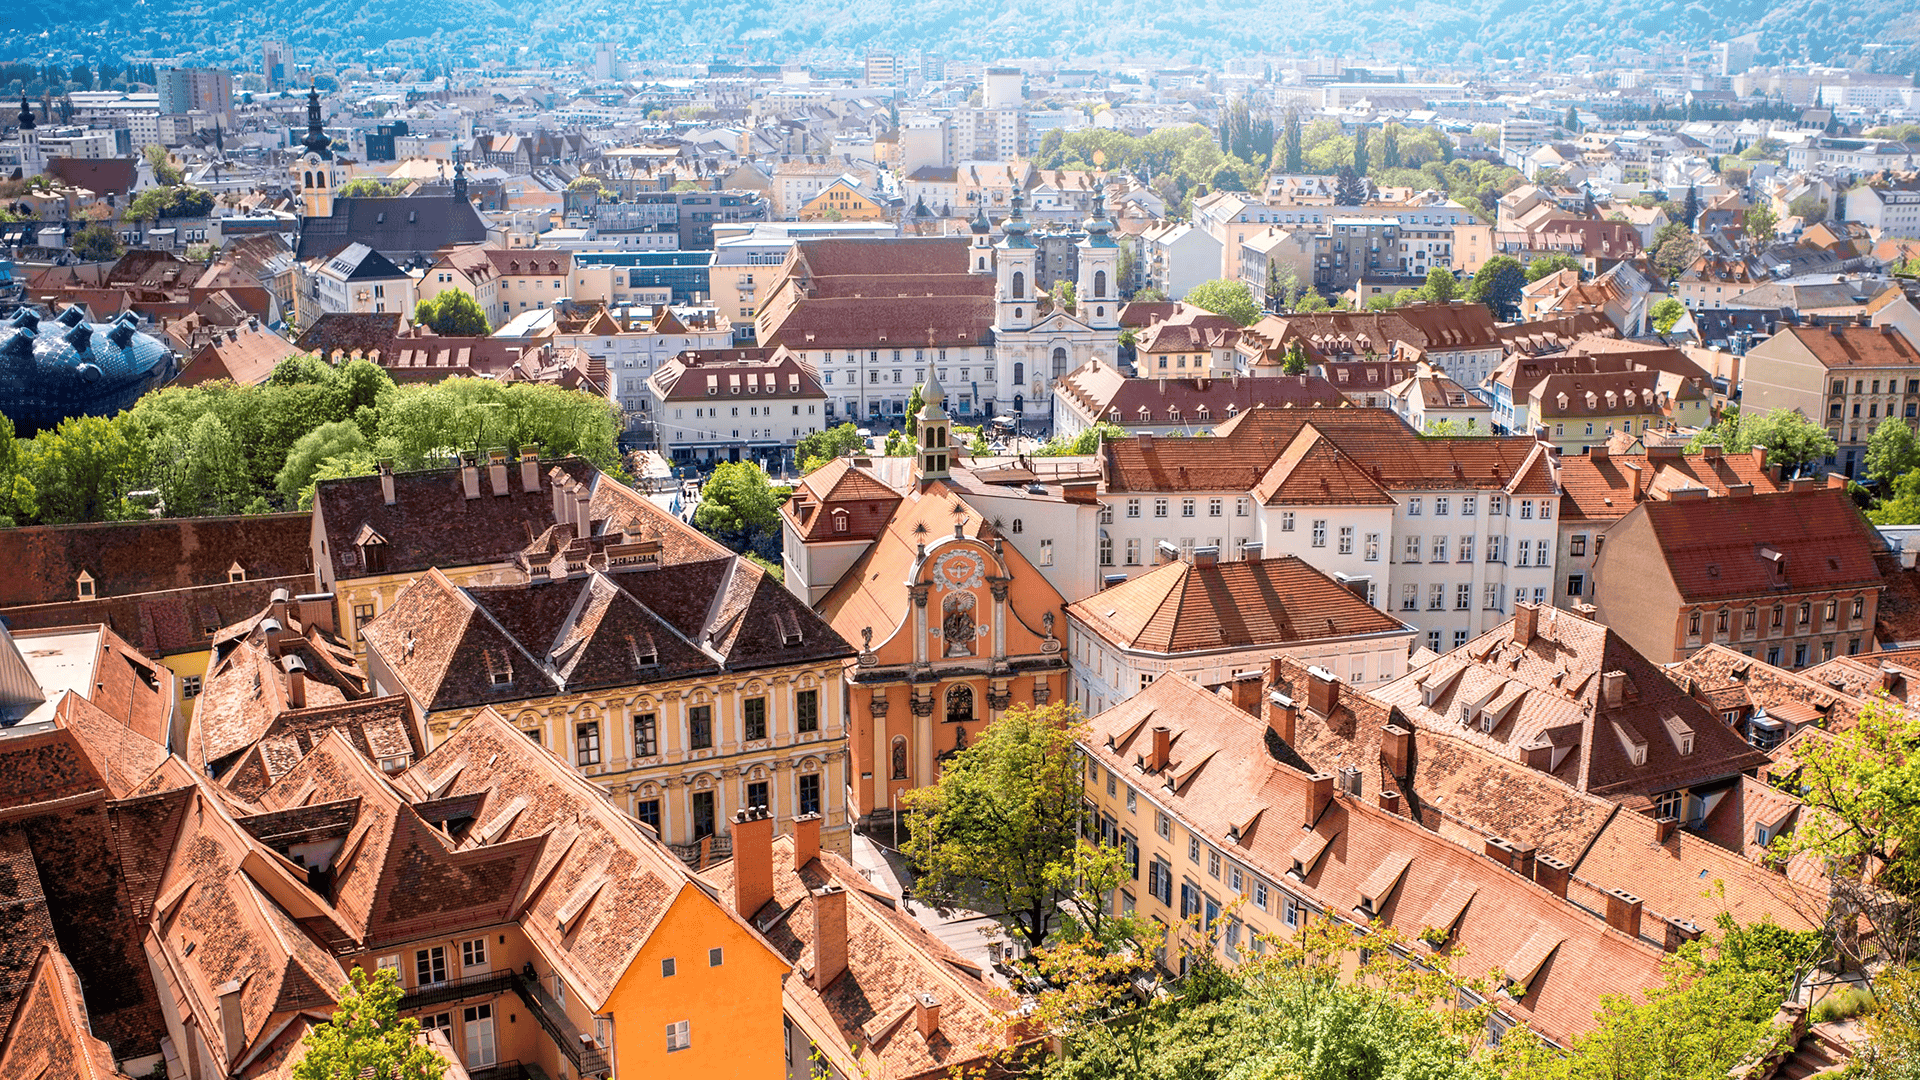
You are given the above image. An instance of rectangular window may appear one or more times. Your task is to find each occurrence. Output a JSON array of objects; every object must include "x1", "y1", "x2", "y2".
[
  {"x1": 462, "y1": 938, "x2": 487, "y2": 971},
  {"x1": 799, "y1": 773, "x2": 822, "y2": 816},
  {"x1": 1207, "y1": 849, "x2": 1221, "y2": 878},
  {"x1": 1407, "y1": 497, "x2": 1422, "y2": 516},
  {"x1": 463, "y1": 1003, "x2": 496, "y2": 1068},
  {"x1": 1402, "y1": 584, "x2": 1418, "y2": 611},
  {"x1": 1282, "y1": 511, "x2": 1295, "y2": 532},
  {"x1": 1405, "y1": 535, "x2": 1421, "y2": 561},
  {"x1": 1154, "y1": 498, "x2": 1169, "y2": 518},
  {"x1": 709, "y1": 947, "x2": 724, "y2": 967},
  {"x1": 689, "y1": 706, "x2": 713, "y2": 749},
  {"x1": 743, "y1": 697, "x2": 767, "y2": 741},
  {"x1": 637, "y1": 799, "x2": 662, "y2": 831},
  {"x1": 1236, "y1": 498, "x2": 1250, "y2": 517},
  {"x1": 1517, "y1": 539, "x2": 1531, "y2": 567},
  {"x1": 1338, "y1": 526, "x2": 1354, "y2": 554},
  {"x1": 1462, "y1": 497, "x2": 1476, "y2": 516},
  {"x1": 1429, "y1": 584, "x2": 1445, "y2": 610},
  {"x1": 1209, "y1": 498, "x2": 1223, "y2": 517},
  {"x1": 667, "y1": 1020, "x2": 691, "y2": 1053},
  {"x1": 1040, "y1": 539, "x2": 1054, "y2": 565},
  {"x1": 1458, "y1": 534, "x2": 1473, "y2": 562},
  {"x1": 416, "y1": 946, "x2": 447, "y2": 987},
  {"x1": 633, "y1": 712, "x2": 659, "y2": 756},
  {"x1": 181, "y1": 675, "x2": 202, "y2": 698},
  {"x1": 1312, "y1": 520, "x2": 1326, "y2": 547},
  {"x1": 1432, "y1": 535, "x2": 1447, "y2": 562},
  {"x1": 1486, "y1": 584, "x2": 1501, "y2": 610},
  {"x1": 1364, "y1": 533, "x2": 1380, "y2": 561},
  {"x1": 1181, "y1": 498, "x2": 1196, "y2": 518},
  {"x1": 1156, "y1": 811, "x2": 1171, "y2": 839},
  {"x1": 1188, "y1": 835, "x2": 1201, "y2": 863},
  {"x1": 1127, "y1": 498, "x2": 1141, "y2": 518},
  {"x1": 796, "y1": 689, "x2": 820, "y2": 733},
  {"x1": 1457, "y1": 583, "x2": 1472, "y2": 610},
  {"x1": 1570, "y1": 534, "x2": 1587, "y2": 557},
  {"x1": 1099, "y1": 502, "x2": 1114, "y2": 524},
  {"x1": 1126, "y1": 538, "x2": 1141, "y2": 565},
  {"x1": 692, "y1": 790, "x2": 716, "y2": 839},
  {"x1": 746, "y1": 781, "x2": 769, "y2": 811},
  {"x1": 576, "y1": 722, "x2": 601, "y2": 767},
  {"x1": 1253, "y1": 881, "x2": 1269, "y2": 909},
  {"x1": 1284, "y1": 897, "x2": 1300, "y2": 927},
  {"x1": 1567, "y1": 573, "x2": 1586, "y2": 597}
]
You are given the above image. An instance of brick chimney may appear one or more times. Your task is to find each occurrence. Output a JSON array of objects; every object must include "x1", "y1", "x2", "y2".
[
  {"x1": 730, "y1": 808, "x2": 775, "y2": 919},
  {"x1": 1654, "y1": 815, "x2": 1678, "y2": 843},
  {"x1": 1149, "y1": 726, "x2": 1171, "y2": 771},
  {"x1": 811, "y1": 885, "x2": 848, "y2": 989},
  {"x1": 1305, "y1": 772, "x2": 1335, "y2": 827},
  {"x1": 1604, "y1": 888, "x2": 1644, "y2": 937},
  {"x1": 914, "y1": 993, "x2": 942, "y2": 1040},
  {"x1": 1509, "y1": 841, "x2": 1537, "y2": 881},
  {"x1": 1533, "y1": 853, "x2": 1571, "y2": 897},
  {"x1": 460, "y1": 453, "x2": 481, "y2": 500},
  {"x1": 792, "y1": 812, "x2": 821, "y2": 869},
  {"x1": 1231, "y1": 671, "x2": 1261, "y2": 716},
  {"x1": 520, "y1": 446, "x2": 542, "y2": 492},
  {"x1": 1513, "y1": 602, "x2": 1538, "y2": 645},
  {"x1": 1662, "y1": 917, "x2": 1703, "y2": 953},
  {"x1": 285, "y1": 665, "x2": 306, "y2": 709},
  {"x1": 1267, "y1": 693, "x2": 1297, "y2": 744},
  {"x1": 488, "y1": 449, "x2": 510, "y2": 496},
  {"x1": 1306, "y1": 665, "x2": 1337, "y2": 717},
  {"x1": 1484, "y1": 835, "x2": 1516, "y2": 869},
  {"x1": 1380, "y1": 724, "x2": 1410, "y2": 779},
  {"x1": 378, "y1": 459, "x2": 396, "y2": 505},
  {"x1": 1600, "y1": 670, "x2": 1626, "y2": 711},
  {"x1": 1378, "y1": 789, "x2": 1401, "y2": 814}
]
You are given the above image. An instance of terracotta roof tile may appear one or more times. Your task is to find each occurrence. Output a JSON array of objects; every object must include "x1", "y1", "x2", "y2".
[{"x1": 1635, "y1": 488, "x2": 1882, "y2": 604}]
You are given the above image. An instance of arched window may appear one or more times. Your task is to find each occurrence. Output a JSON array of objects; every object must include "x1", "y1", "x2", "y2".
[
  {"x1": 1011, "y1": 518, "x2": 1023, "y2": 533},
  {"x1": 891, "y1": 736, "x2": 909, "y2": 780},
  {"x1": 1097, "y1": 306, "x2": 1105, "y2": 318},
  {"x1": 1052, "y1": 347, "x2": 1069, "y2": 378},
  {"x1": 1012, "y1": 271, "x2": 1025, "y2": 299},
  {"x1": 303, "y1": 170, "x2": 313, "y2": 189},
  {"x1": 1014, "y1": 393, "x2": 1025, "y2": 412},
  {"x1": 1095, "y1": 269, "x2": 1107, "y2": 298},
  {"x1": 978, "y1": 256, "x2": 986, "y2": 270},
  {"x1": 1013, "y1": 361, "x2": 1024, "y2": 386},
  {"x1": 946, "y1": 685, "x2": 974, "y2": 724},
  {"x1": 1014, "y1": 308, "x2": 1023, "y2": 320}
]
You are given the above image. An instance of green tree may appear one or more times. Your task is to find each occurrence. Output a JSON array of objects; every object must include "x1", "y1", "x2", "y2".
[
  {"x1": 150, "y1": 412, "x2": 251, "y2": 516},
  {"x1": 294, "y1": 967, "x2": 445, "y2": 1080},
  {"x1": 1653, "y1": 226, "x2": 1705, "y2": 281},
  {"x1": 1859, "y1": 965, "x2": 1920, "y2": 1080},
  {"x1": 692, "y1": 460, "x2": 783, "y2": 560},
  {"x1": 1745, "y1": 202, "x2": 1780, "y2": 242},
  {"x1": 1352, "y1": 123, "x2": 1369, "y2": 177},
  {"x1": 143, "y1": 143, "x2": 182, "y2": 185},
  {"x1": 1525, "y1": 253, "x2": 1583, "y2": 282},
  {"x1": 70, "y1": 223, "x2": 121, "y2": 262},
  {"x1": 901, "y1": 703, "x2": 1127, "y2": 950},
  {"x1": 1869, "y1": 418, "x2": 1920, "y2": 486},
  {"x1": 1789, "y1": 194, "x2": 1829, "y2": 223},
  {"x1": 1467, "y1": 256, "x2": 1526, "y2": 320},
  {"x1": 1422, "y1": 266, "x2": 1461, "y2": 304},
  {"x1": 20, "y1": 414, "x2": 142, "y2": 523},
  {"x1": 1032, "y1": 421, "x2": 1126, "y2": 457},
  {"x1": 1183, "y1": 278, "x2": 1261, "y2": 326},
  {"x1": 1686, "y1": 409, "x2": 1836, "y2": 476},
  {"x1": 1051, "y1": 278, "x2": 1077, "y2": 314},
  {"x1": 1651, "y1": 297, "x2": 1688, "y2": 335},
  {"x1": 338, "y1": 176, "x2": 408, "y2": 198},
  {"x1": 0, "y1": 411, "x2": 31, "y2": 525},
  {"x1": 1283, "y1": 109, "x2": 1303, "y2": 172},
  {"x1": 795, "y1": 422, "x2": 867, "y2": 474},
  {"x1": 276, "y1": 419, "x2": 370, "y2": 503},
  {"x1": 413, "y1": 289, "x2": 491, "y2": 335}
]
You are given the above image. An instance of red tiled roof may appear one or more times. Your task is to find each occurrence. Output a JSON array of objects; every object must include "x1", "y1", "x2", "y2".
[
  {"x1": 1066, "y1": 555, "x2": 1408, "y2": 655},
  {"x1": 1763, "y1": 325, "x2": 1920, "y2": 369},
  {"x1": 1636, "y1": 488, "x2": 1883, "y2": 604},
  {"x1": 0, "y1": 946, "x2": 130, "y2": 1080},
  {"x1": 0, "y1": 515, "x2": 312, "y2": 610},
  {"x1": 1557, "y1": 448, "x2": 1784, "y2": 522},
  {"x1": 1252, "y1": 426, "x2": 1400, "y2": 506}
]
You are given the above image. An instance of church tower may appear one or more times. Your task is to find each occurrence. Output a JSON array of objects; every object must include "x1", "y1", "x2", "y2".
[
  {"x1": 914, "y1": 363, "x2": 951, "y2": 484},
  {"x1": 16, "y1": 97, "x2": 40, "y2": 176},
  {"x1": 1076, "y1": 192, "x2": 1120, "y2": 331},
  {"x1": 967, "y1": 202, "x2": 992, "y2": 274},
  {"x1": 452, "y1": 151, "x2": 469, "y2": 202},
  {"x1": 994, "y1": 192, "x2": 1036, "y2": 330},
  {"x1": 293, "y1": 84, "x2": 337, "y2": 219}
]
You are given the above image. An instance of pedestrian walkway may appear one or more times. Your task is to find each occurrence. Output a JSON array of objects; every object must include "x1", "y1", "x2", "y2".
[{"x1": 850, "y1": 831, "x2": 1015, "y2": 989}]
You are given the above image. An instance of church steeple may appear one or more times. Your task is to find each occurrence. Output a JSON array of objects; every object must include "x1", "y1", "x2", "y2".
[
  {"x1": 452, "y1": 151, "x2": 468, "y2": 201},
  {"x1": 914, "y1": 362, "x2": 951, "y2": 483},
  {"x1": 16, "y1": 96, "x2": 39, "y2": 175},
  {"x1": 301, "y1": 83, "x2": 332, "y2": 159},
  {"x1": 16, "y1": 96, "x2": 33, "y2": 131}
]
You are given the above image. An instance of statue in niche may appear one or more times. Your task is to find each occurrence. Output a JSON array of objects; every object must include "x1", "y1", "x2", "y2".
[
  {"x1": 942, "y1": 591, "x2": 976, "y2": 657},
  {"x1": 891, "y1": 736, "x2": 908, "y2": 780}
]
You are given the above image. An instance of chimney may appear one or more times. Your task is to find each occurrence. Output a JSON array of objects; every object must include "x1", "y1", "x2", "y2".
[
  {"x1": 298, "y1": 594, "x2": 336, "y2": 633},
  {"x1": 1380, "y1": 724, "x2": 1411, "y2": 779},
  {"x1": 575, "y1": 488, "x2": 593, "y2": 536},
  {"x1": 1533, "y1": 854, "x2": 1571, "y2": 897},
  {"x1": 1267, "y1": 692, "x2": 1297, "y2": 744},
  {"x1": 1231, "y1": 671, "x2": 1261, "y2": 716},
  {"x1": 1484, "y1": 835, "x2": 1516, "y2": 869},
  {"x1": 378, "y1": 459, "x2": 396, "y2": 506},
  {"x1": 460, "y1": 454, "x2": 481, "y2": 500},
  {"x1": 1306, "y1": 666, "x2": 1337, "y2": 717},
  {"x1": 1604, "y1": 888, "x2": 1644, "y2": 937},
  {"x1": 1654, "y1": 815, "x2": 1678, "y2": 843},
  {"x1": 520, "y1": 446, "x2": 542, "y2": 492},
  {"x1": 729, "y1": 808, "x2": 775, "y2": 919},
  {"x1": 1600, "y1": 670, "x2": 1626, "y2": 711},
  {"x1": 268, "y1": 588, "x2": 292, "y2": 627},
  {"x1": 1702, "y1": 442, "x2": 1722, "y2": 461},
  {"x1": 1727, "y1": 483, "x2": 1754, "y2": 498},
  {"x1": 1662, "y1": 917, "x2": 1703, "y2": 953},
  {"x1": 1305, "y1": 772, "x2": 1335, "y2": 826},
  {"x1": 1378, "y1": 789, "x2": 1401, "y2": 814},
  {"x1": 488, "y1": 449, "x2": 510, "y2": 495},
  {"x1": 1136, "y1": 431, "x2": 1153, "y2": 451},
  {"x1": 552, "y1": 475, "x2": 571, "y2": 525},
  {"x1": 792, "y1": 812, "x2": 821, "y2": 869},
  {"x1": 1148, "y1": 726, "x2": 1171, "y2": 771},
  {"x1": 1509, "y1": 841, "x2": 1537, "y2": 881},
  {"x1": 1513, "y1": 602, "x2": 1538, "y2": 645},
  {"x1": 1589, "y1": 444, "x2": 1609, "y2": 461},
  {"x1": 914, "y1": 993, "x2": 942, "y2": 1040},
  {"x1": 217, "y1": 978, "x2": 246, "y2": 1062},
  {"x1": 1827, "y1": 472, "x2": 1847, "y2": 489},
  {"x1": 811, "y1": 886, "x2": 849, "y2": 989},
  {"x1": 286, "y1": 667, "x2": 306, "y2": 709}
]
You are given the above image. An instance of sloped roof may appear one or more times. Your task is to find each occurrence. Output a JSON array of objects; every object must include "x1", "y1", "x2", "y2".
[
  {"x1": 1634, "y1": 488, "x2": 1882, "y2": 604},
  {"x1": 1252, "y1": 425, "x2": 1399, "y2": 506},
  {"x1": 0, "y1": 946, "x2": 131, "y2": 1080},
  {"x1": 1067, "y1": 555, "x2": 1407, "y2": 656},
  {"x1": 292, "y1": 195, "x2": 487, "y2": 261},
  {"x1": 1558, "y1": 447, "x2": 1783, "y2": 522}
]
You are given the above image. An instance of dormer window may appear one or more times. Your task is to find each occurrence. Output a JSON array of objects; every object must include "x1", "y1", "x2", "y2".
[
  {"x1": 228, "y1": 561, "x2": 246, "y2": 583},
  {"x1": 75, "y1": 571, "x2": 95, "y2": 599}
]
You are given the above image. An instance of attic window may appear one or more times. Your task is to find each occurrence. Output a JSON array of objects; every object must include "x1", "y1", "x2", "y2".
[
  {"x1": 228, "y1": 561, "x2": 246, "y2": 583},
  {"x1": 75, "y1": 571, "x2": 95, "y2": 599},
  {"x1": 556, "y1": 875, "x2": 609, "y2": 933},
  {"x1": 377, "y1": 754, "x2": 411, "y2": 773}
]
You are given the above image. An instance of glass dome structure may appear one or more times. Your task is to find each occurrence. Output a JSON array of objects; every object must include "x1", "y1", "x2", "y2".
[{"x1": 0, "y1": 306, "x2": 174, "y2": 434}]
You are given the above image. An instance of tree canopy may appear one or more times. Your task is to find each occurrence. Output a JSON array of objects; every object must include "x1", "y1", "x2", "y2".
[
  {"x1": 902, "y1": 702, "x2": 1126, "y2": 950},
  {"x1": 1651, "y1": 297, "x2": 1688, "y2": 336},
  {"x1": 1467, "y1": 256, "x2": 1526, "y2": 321},
  {"x1": 1684, "y1": 409, "x2": 1836, "y2": 476},
  {"x1": 414, "y1": 289, "x2": 491, "y2": 336},
  {"x1": 1525, "y1": 253, "x2": 1583, "y2": 282},
  {"x1": 692, "y1": 461, "x2": 784, "y2": 561},
  {"x1": 1183, "y1": 278, "x2": 1262, "y2": 326},
  {"x1": 796, "y1": 422, "x2": 868, "y2": 474},
  {"x1": 294, "y1": 967, "x2": 446, "y2": 1080}
]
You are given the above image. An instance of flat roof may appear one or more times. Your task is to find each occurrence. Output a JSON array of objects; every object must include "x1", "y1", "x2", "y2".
[{"x1": 10, "y1": 627, "x2": 100, "y2": 733}]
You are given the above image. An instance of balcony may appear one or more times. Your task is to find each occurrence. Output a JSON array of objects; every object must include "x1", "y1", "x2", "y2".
[
  {"x1": 401, "y1": 970, "x2": 517, "y2": 1013},
  {"x1": 401, "y1": 969, "x2": 608, "y2": 1078}
]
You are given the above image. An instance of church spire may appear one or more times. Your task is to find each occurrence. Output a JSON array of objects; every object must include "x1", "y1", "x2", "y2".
[
  {"x1": 452, "y1": 151, "x2": 468, "y2": 201},
  {"x1": 16, "y1": 96, "x2": 32, "y2": 132},
  {"x1": 301, "y1": 82, "x2": 332, "y2": 159},
  {"x1": 914, "y1": 361, "x2": 951, "y2": 484}
]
